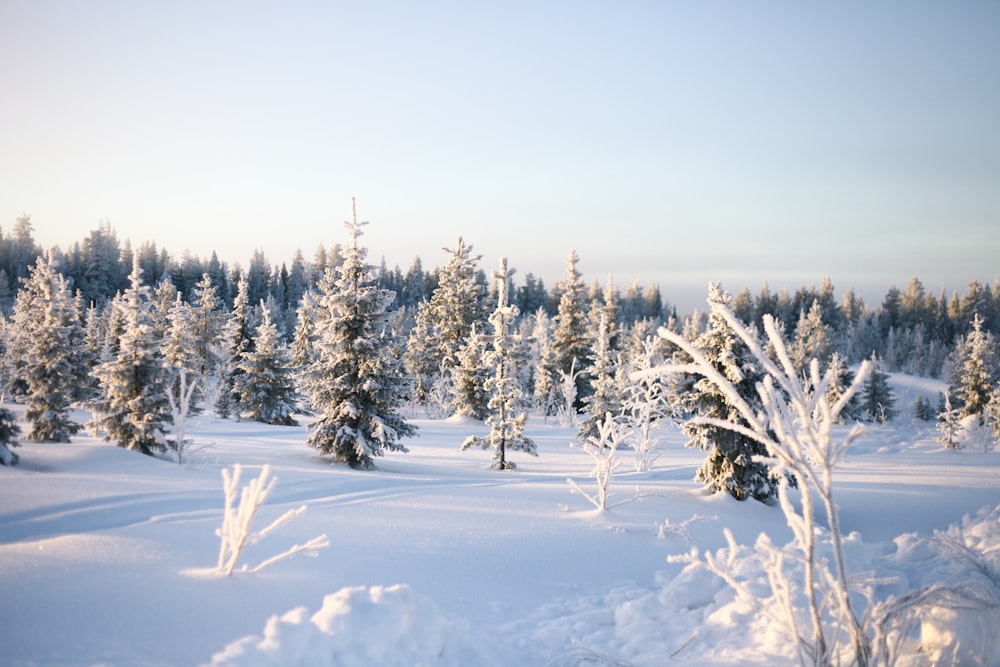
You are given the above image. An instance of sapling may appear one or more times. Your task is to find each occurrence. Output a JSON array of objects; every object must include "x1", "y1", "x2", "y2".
[
  {"x1": 567, "y1": 413, "x2": 627, "y2": 511},
  {"x1": 215, "y1": 464, "x2": 329, "y2": 575},
  {"x1": 167, "y1": 367, "x2": 199, "y2": 465}
]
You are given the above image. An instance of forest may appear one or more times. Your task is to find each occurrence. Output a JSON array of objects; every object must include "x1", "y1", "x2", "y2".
[{"x1": 2, "y1": 210, "x2": 999, "y2": 475}]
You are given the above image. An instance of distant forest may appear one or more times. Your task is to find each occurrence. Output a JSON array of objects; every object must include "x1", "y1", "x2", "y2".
[{"x1": 1, "y1": 213, "x2": 998, "y2": 381}]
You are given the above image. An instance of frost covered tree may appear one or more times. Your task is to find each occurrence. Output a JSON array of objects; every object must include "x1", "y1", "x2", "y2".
[
  {"x1": 215, "y1": 275, "x2": 254, "y2": 419},
  {"x1": 859, "y1": 352, "x2": 896, "y2": 423},
  {"x1": 948, "y1": 314, "x2": 996, "y2": 424},
  {"x1": 623, "y1": 336, "x2": 670, "y2": 472},
  {"x1": 0, "y1": 406, "x2": 20, "y2": 466},
  {"x1": 578, "y1": 312, "x2": 622, "y2": 442},
  {"x1": 301, "y1": 200, "x2": 416, "y2": 468},
  {"x1": 405, "y1": 237, "x2": 487, "y2": 408},
  {"x1": 792, "y1": 299, "x2": 834, "y2": 374},
  {"x1": 823, "y1": 352, "x2": 861, "y2": 424},
  {"x1": 530, "y1": 309, "x2": 559, "y2": 419},
  {"x1": 551, "y1": 250, "x2": 591, "y2": 409},
  {"x1": 235, "y1": 302, "x2": 306, "y2": 426},
  {"x1": 88, "y1": 255, "x2": 172, "y2": 455},
  {"x1": 11, "y1": 253, "x2": 87, "y2": 442},
  {"x1": 462, "y1": 258, "x2": 536, "y2": 469},
  {"x1": 683, "y1": 283, "x2": 780, "y2": 501},
  {"x1": 189, "y1": 273, "x2": 223, "y2": 380},
  {"x1": 450, "y1": 323, "x2": 490, "y2": 420}
]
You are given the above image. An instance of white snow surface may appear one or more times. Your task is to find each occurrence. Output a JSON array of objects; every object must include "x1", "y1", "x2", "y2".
[{"x1": 2, "y1": 373, "x2": 1000, "y2": 666}]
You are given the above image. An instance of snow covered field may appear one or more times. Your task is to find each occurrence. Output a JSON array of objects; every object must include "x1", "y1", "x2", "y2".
[{"x1": 2, "y1": 374, "x2": 999, "y2": 666}]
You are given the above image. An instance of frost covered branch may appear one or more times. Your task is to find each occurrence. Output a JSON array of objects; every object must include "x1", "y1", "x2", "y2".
[
  {"x1": 215, "y1": 464, "x2": 329, "y2": 575},
  {"x1": 567, "y1": 413, "x2": 626, "y2": 511}
]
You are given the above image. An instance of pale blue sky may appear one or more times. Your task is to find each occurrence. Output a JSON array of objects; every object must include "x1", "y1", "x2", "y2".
[{"x1": 2, "y1": 1, "x2": 998, "y2": 311}]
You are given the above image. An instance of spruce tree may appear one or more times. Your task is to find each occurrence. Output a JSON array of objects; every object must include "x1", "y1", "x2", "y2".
[
  {"x1": 462, "y1": 258, "x2": 536, "y2": 469},
  {"x1": 405, "y1": 237, "x2": 487, "y2": 407},
  {"x1": 12, "y1": 254, "x2": 87, "y2": 442},
  {"x1": 949, "y1": 314, "x2": 996, "y2": 423},
  {"x1": 450, "y1": 323, "x2": 491, "y2": 419},
  {"x1": 235, "y1": 302, "x2": 306, "y2": 426},
  {"x1": 0, "y1": 406, "x2": 19, "y2": 466},
  {"x1": 302, "y1": 200, "x2": 416, "y2": 468},
  {"x1": 215, "y1": 275, "x2": 254, "y2": 419},
  {"x1": 88, "y1": 255, "x2": 171, "y2": 455},
  {"x1": 683, "y1": 283, "x2": 779, "y2": 502},
  {"x1": 859, "y1": 352, "x2": 896, "y2": 423},
  {"x1": 552, "y1": 250, "x2": 591, "y2": 410},
  {"x1": 579, "y1": 312, "x2": 623, "y2": 442}
]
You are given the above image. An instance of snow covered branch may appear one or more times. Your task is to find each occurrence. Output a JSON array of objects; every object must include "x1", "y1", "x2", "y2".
[
  {"x1": 215, "y1": 464, "x2": 329, "y2": 575},
  {"x1": 567, "y1": 413, "x2": 626, "y2": 511}
]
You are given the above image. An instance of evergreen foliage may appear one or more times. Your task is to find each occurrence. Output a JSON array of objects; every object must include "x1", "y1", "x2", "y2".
[
  {"x1": 450, "y1": 324, "x2": 491, "y2": 420},
  {"x1": 948, "y1": 315, "x2": 996, "y2": 423},
  {"x1": 0, "y1": 406, "x2": 20, "y2": 466},
  {"x1": 578, "y1": 312, "x2": 623, "y2": 442},
  {"x1": 859, "y1": 353, "x2": 897, "y2": 423},
  {"x1": 11, "y1": 254, "x2": 87, "y2": 442},
  {"x1": 302, "y1": 201, "x2": 416, "y2": 468},
  {"x1": 552, "y1": 250, "x2": 592, "y2": 409},
  {"x1": 462, "y1": 258, "x2": 536, "y2": 469},
  {"x1": 88, "y1": 255, "x2": 172, "y2": 455},
  {"x1": 682, "y1": 283, "x2": 780, "y2": 502},
  {"x1": 215, "y1": 275, "x2": 254, "y2": 419},
  {"x1": 235, "y1": 302, "x2": 306, "y2": 426}
]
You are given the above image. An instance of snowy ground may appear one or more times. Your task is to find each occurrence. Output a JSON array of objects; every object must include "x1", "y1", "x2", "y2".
[{"x1": 2, "y1": 374, "x2": 999, "y2": 666}]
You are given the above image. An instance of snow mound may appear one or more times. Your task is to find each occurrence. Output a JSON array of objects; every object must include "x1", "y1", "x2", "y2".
[{"x1": 207, "y1": 584, "x2": 496, "y2": 667}]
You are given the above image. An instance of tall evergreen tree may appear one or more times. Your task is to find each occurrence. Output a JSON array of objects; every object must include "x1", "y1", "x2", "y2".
[
  {"x1": 215, "y1": 275, "x2": 254, "y2": 419},
  {"x1": 949, "y1": 314, "x2": 996, "y2": 423},
  {"x1": 450, "y1": 323, "x2": 491, "y2": 419},
  {"x1": 579, "y1": 312, "x2": 623, "y2": 442},
  {"x1": 302, "y1": 200, "x2": 416, "y2": 468},
  {"x1": 683, "y1": 283, "x2": 780, "y2": 502},
  {"x1": 88, "y1": 255, "x2": 171, "y2": 455},
  {"x1": 405, "y1": 237, "x2": 487, "y2": 406},
  {"x1": 12, "y1": 254, "x2": 87, "y2": 442},
  {"x1": 0, "y1": 406, "x2": 19, "y2": 466},
  {"x1": 859, "y1": 352, "x2": 896, "y2": 423},
  {"x1": 552, "y1": 250, "x2": 591, "y2": 409},
  {"x1": 236, "y1": 302, "x2": 306, "y2": 426},
  {"x1": 462, "y1": 258, "x2": 536, "y2": 469}
]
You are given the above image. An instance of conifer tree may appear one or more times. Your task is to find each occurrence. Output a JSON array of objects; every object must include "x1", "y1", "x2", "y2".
[
  {"x1": 302, "y1": 200, "x2": 416, "y2": 468},
  {"x1": 190, "y1": 273, "x2": 223, "y2": 380},
  {"x1": 530, "y1": 309, "x2": 559, "y2": 418},
  {"x1": 859, "y1": 352, "x2": 896, "y2": 423},
  {"x1": 683, "y1": 283, "x2": 780, "y2": 501},
  {"x1": 450, "y1": 323, "x2": 491, "y2": 419},
  {"x1": 12, "y1": 253, "x2": 87, "y2": 442},
  {"x1": 88, "y1": 255, "x2": 171, "y2": 455},
  {"x1": 824, "y1": 352, "x2": 861, "y2": 424},
  {"x1": 579, "y1": 312, "x2": 623, "y2": 442},
  {"x1": 552, "y1": 250, "x2": 592, "y2": 410},
  {"x1": 0, "y1": 406, "x2": 19, "y2": 466},
  {"x1": 462, "y1": 258, "x2": 536, "y2": 469},
  {"x1": 235, "y1": 302, "x2": 306, "y2": 426},
  {"x1": 215, "y1": 275, "x2": 254, "y2": 419},
  {"x1": 949, "y1": 314, "x2": 996, "y2": 423},
  {"x1": 792, "y1": 299, "x2": 834, "y2": 374},
  {"x1": 405, "y1": 237, "x2": 487, "y2": 407}
]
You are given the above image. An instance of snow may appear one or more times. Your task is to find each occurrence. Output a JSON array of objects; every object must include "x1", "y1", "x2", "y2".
[{"x1": 2, "y1": 380, "x2": 1000, "y2": 666}]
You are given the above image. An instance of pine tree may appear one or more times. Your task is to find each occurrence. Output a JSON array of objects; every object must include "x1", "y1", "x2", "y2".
[
  {"x1": 302, "y1": 200, "x2": 416, "y2": 468},
  {"x1": 824, "y1": 352, "x2": 862, "y2": 424},
  {"x1": 88, "y1": 255, "x2": 172, "y2": 455},
  {"x1": 859, "y1": 352, "x2": 896, "y2": 423},
  {"x1": 462, "y1": 258, "x2": 536, "y2": 469},
  {"x1": 579, "y1": 312, "x2": 622, "y2": 442},
  {"x1": 189, "y1": 273, "x2": 223, "y2": 380},
  {"x1": 12, "y1": 253, "x2": 87, "y2": 442},
  {"x1": 949, "y1": 314, "x2": 996, "y2": 423},
  {"x1": 683, "y1": 283, "x2": 780, "y2": 502},
  {"x1": 215, "y1": 275, "x2": 254, "y2": 419},
  {"x1": 552, "y1": 250, "x2": 591, "y2": 410},
  {"x1": 405, "y1": 237, "x2": 487, "y2": 407},
  {"x1": 530, "y1": 309, "x2": 559, "y2": 418},
  {"x1": 235, "y1": 302, "x2": 307, "y2": 426},
  {"x1": 0, "y1": 406, "x2": 19, "y2": 466},
  {"x1": 450, "y1": 323, "x2": 491, "y2": 419},
  {"x1": 792, "y1": 299, "x2": 834, "y2": 374},
  {"x1": 937, "y1": 392, "x2": 963, "y2": 449}
]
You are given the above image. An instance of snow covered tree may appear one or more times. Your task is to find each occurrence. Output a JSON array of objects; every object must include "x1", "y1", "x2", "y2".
[
  {"x1": 551, "y1": 250, "x2": 591, "y2": 409},
  {"x1": 859, "y1": 352, "x2": 896, "y2": 423},
  {"x1": 88, "y1": 254, "x2": 172, "y2": 455},
  {"x1": 823, "y1": 352, "x2": 861, "y2": 424},
  {"x1": 937, "y1": 392, "x2": 963, "y2": 449},
  {"x1": 0, "y1": 406, "x2": 20, "y2": 466},
  {"x1": 948, "y1": 314, "x2": 996, "y2": 424},
  {"x1": 622, "y1": 336, "x2": 670, "y2": 472},
  {"x1": 405, "y1": 237, "x2": 487, "y2": 408},
  {"x1": 450, "y1": 323, "x2": 490, "y2": 420},
  {"x1": 301, "y1": 200, "x2": 416, "y2": 468},
  {"x1": 682, "y1": 283, "x2": 780, "y2": 502},
  {"x1": 11, "y1": 253, "x2": 88, "y2": 442},
  {"x1": 578, "y1": 312, "x2": 623, "y2": 442},
  {"x1": 530, "y1": 309, "x2": 559, "y2": 419},
  {"x1": 792, "y1": 299, "x2": 834, "y2": 374},
  {"x1": 215, "y1": 275, "x2": 254, "y2": 419},
  {"x1": 189, "y1": 273, "x2": 223, "y2": 380},
  {"x1": 235, "y1": 302, "x2": 306, "y2": 426},
  {"x1": 462, "y1": 258, "x2": 536, "y2": 469}
]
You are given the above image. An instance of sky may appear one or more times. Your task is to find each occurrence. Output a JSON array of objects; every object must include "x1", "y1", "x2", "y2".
[{"x1": 1, "y1": 1, "x2": 998, "y2": 313}]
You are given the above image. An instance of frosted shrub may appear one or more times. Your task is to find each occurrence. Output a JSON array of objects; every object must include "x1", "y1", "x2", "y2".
[
  {"x1": 215, "y1": 464, "x2": 329, "y2": 575},
  {"x1": 567, "y1": 413, "x2": 626, "y2": 511}
]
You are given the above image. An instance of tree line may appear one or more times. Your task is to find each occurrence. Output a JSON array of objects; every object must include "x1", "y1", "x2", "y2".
[{"x1": 2, "y1": 210, "x2": 999, "y2": 498}]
